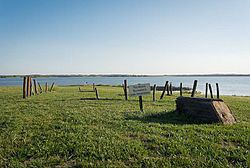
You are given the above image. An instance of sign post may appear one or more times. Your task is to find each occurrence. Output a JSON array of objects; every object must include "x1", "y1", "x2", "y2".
[
  {"x1": 128, "y1": 83, "x2": 151, "y2": 112},
  {"x1": 139, "y1": 96, "x2": 143, "y2": 111}
]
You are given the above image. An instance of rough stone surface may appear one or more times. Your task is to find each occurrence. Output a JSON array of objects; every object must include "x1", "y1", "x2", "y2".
[{"x1": 176, "y1": 97, "x2": 236, "y2": 124}]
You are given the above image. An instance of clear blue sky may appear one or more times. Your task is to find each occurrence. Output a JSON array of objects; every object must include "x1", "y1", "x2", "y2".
[{"x1": 0, "y1": 0, "x2": 249, "y2": 75}]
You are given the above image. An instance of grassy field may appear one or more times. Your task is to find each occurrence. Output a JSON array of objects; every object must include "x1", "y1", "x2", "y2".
[{"x1": 0, "y1": 85, "x2": 250, "y2": 167}]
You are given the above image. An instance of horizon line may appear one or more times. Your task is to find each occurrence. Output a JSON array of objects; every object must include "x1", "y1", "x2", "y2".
[{"x1": 1, "y1": 73, "x2": 250, "y2": 77}]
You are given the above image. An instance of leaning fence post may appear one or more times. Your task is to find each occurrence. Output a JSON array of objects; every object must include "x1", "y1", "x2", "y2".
[
  {"x1": 209, "y1": 84, "x2": 213, "y2": 99},
  {"x1": 50, "y1": 82, "x2": 55, "y2": 92},
  {"x1": 38, "y1": 82, "x2": 43, "y2": 93},
  {"x1": 124, "y1": 80, "x2": 128, "y2": 100},
  {"x1": 191, "y1": 80, "x2": 198, "y2": 97},
  {"x1": 23, "y1": 77, "x2": 27, "y2": 98},
  {"x1": 33, "y1": 79, "x2": 38, "y2": 94},
  {"x1": 153, "y1": 84, "x2": 156, "y2": 101},
  {"x1": 216, "y1": 83, "x2": 220, "y2": 99},
  {"x1": 205, "y1": 83, "x2": 208, "y2": 98},
  {"x1": 160, "y1": 81, "x2": 168, "y2": 99}
]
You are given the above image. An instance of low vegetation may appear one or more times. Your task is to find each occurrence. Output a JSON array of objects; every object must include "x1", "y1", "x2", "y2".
[{"x1": 0, "y1": 85, "x2": 250, "y2": 167}]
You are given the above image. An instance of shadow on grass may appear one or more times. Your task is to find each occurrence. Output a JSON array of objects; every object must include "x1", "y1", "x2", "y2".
[
  {"x1": 126, "y1": 110, "x2": 213, "y2": 125},
  {"x1": 79, "y1": 90, "x2": 95, "y2": 92},
  {"x1": 18, "y1": 97, "x2": 124, "y2": 102},
  {"x1": 80, "y1": 98, "x2": 123, "y2": 101}
]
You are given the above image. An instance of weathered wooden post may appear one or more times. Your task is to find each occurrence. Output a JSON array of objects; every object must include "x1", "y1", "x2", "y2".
[
  {"x1": 33, "y1": 79, "x2": 38, "y2": 94},
  {"x1": 153, "y1": 84, "x2": 156, "y2": 101},
  {"x1": 50, "y1": 82, "x2": 55, "y2": 92},
  {"x1": 139, "y1": 96, "x2": 143, "y2": 112},
  {"x1": 191, "y1": 80, "x2": 198, "y2": 97},
  {"x1": 160, "y1": 81, "x2": 168, "y2": 99},
  {"x1": 124, "y1": 80, "x2": 128, "y2": 100},
  {"x1": 209, "y1": 84, "x2": 213, "y2": 99},
  {"x1": 23, "y1": 77, "x2": 27, "y2": 98},
  {"x1": 166, "y1": 82, "x2": 170, "y2": 96},
  {"x1": 180, "y1": 82, "x2": 183, "y2": 96},
  {"x1": 47, "y1": 83, "x2": 49, "y2": 92},
  {"x1": 45, "y1": 82, "x2": 48, "y2": 92},
  {"x1": 38, "y1": 82, "x2": 43, "y2": 93},
  {"x1": 169, "y1": 82, "x2": 173, "y2": 95},
  {"x1": 29, "y1": 77, "x2": 32, "y2": 96},
  {"x1": 205, "y1": 83, "x2": 208, "y2": 98},
  {"x1": 26, "y1": 76, "x2": 31, "y2": 97},
  {"x1": 26, "y1": 77, "x2": 29, "y2": 97},
  {"x1": 216, "y1": 83, "x2": 220, "y2": 99},
  {"x1": 93, "y1": 83, "x2": 95, "y2": 91},
  {"x1": 30, "y1": 77, "x2": 33, "y2": 96},
  {"x1": 95, "y1": 88, "x2": 99, "y2": 100}
]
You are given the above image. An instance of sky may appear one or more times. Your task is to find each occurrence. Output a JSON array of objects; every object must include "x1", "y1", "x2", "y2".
[{"x1": 0, "y1": 0, "x2": 250, "y2": 75}]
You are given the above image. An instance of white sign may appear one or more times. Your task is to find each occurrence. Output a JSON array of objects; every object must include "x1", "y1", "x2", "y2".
[{"x1": 129, "y1": 83, "x2": 151, "y2": 96}]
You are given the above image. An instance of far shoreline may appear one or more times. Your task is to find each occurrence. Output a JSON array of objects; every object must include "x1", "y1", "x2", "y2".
[{"x1": 1, "y1": 74, "x2": 250, "y2": 78}]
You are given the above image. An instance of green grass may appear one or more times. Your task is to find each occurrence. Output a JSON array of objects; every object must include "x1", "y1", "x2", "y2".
[{"x1": 0, "y1": 85, "x2": 250, "y2": 167}]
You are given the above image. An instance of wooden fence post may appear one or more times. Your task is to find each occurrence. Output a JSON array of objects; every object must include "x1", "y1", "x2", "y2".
[
  {"x1": 50, "y1": 82, "x2": 55, "y2": 92},
  {"x1": 26, "y1": 76, "x2": 31, "y2": 97},
  {"x1": 153, "y1": 84, "x2": 156, "y2": 101},
  {"x1": 47, "y1": 83, "x2": 49, "y2": 92},
  {"x1": 205, "y1": 83, "x2": 208, "y2": 98},
  {"x1": 216, "y1": 83, "x2": 220, "y2": 99},
  {"x1": 166, "y1": 82, "x2": 170, "y2": 96},
  {"x1": 33, "y1": 79, "x2": 38, "y2": 94},
  {"x1": 191, "y1": 80, "x2": 198, "y2": 97},
  {"x1": 30, "y1": 77, "x2": 33, "y2": 96},
  {"x1": 29, "y1": 77, "x2": 32, "y2": 96},
  {"x1": 180, "y1": 82, "x2": 183, "y2": 96},
  {"x1": 93, "y1": 83, "x2": 95, "y2": 91},
  {"x1": 169, "y1": 82, "x2": 173, "y2": 95},
  {"x1": 124, "y1": 80, "x2": 128, "y2": 100},
  {"x1": 209, "y1": 84, "x2": 213, "y2": 99},
  {"x1": 38, "y1": 82, "x2": 43, "y2": 93},
  {"x1": 23, "y1": 77, "x2": 27, "y2": 98},
  {"x1": 160, "y1": 81, "x2": 168, "y2": 99},
  {"x1": 95, "y1": 88, "x2": 99, "y2": 100},
  {"x1": 45, "y1": 82, "x2": 48, "y2": 92}
]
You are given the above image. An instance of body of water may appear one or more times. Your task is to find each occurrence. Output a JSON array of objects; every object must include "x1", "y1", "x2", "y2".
[{"x1": 0, "y1": 76, "x2": 250, "y2": 96}]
